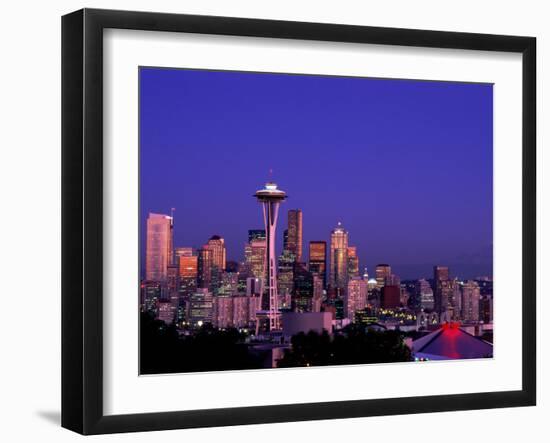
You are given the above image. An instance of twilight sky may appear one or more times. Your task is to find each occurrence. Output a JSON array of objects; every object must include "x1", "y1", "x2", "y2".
[{"x1": 139, "y1": 67, "x2": 493, "y2": 280}]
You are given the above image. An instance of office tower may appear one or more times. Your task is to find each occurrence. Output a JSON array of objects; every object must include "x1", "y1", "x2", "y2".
[
  {"x1": 188, "y1": 288, "x2": 214, "y2": 327},
  {"x1": 433, "y1": 266, "x2": 451, "y2": 314},
  {"x1": 434, "y1": 266, "x2": 450, "y2": 282},
  {"x1": 312, "y1": 275, "x2": 323, "y2": 312},
  {"x1": 175, "y1": 247, "x2": 193, "y2": 259},
  {"x1": 246, "y1": 277, "x2": 264, "y2": 297},
  {"x1": 345, "y1": 277, "x2": 368, "y2": 321},
  {"x1": 248, "y1": 229, "x2": 266, "y2": 242},
  {"x1": 462, "y1": 280, "x2": 481, "y2": 322},
  {"x1": 387, "y1": 273, "x2": 401, "y2": 287},
  {"x1": 244, "y1": 239, "x2": 266, "y2": 280},
  {"x1": 277, "y1": 250, "x2": 295, "y2": 296},
  {"x1": 381, "y1": 285, "x2": 401, "y2": 309},
  {"x1": 140, "y1": 281, "x2": 165, "y2": 312},
  {"x1": 145, "y1": 213, "x2": 173, "y2": 281},
  {"x1": 416, "y1": 278, "x2": 435, "y2": 310},
  {"x1": 178, "y1": 255, "x2": 198, "y2": 298},
  {"x1": 451, "y1": 279, "x2": 462, "y2": 319},
  {"x1": 233, "y1": 296, "x2": 251, "y2": 328},
  {"x1": 218, "y1": 272, "x2": 239, "y2": 296},
  {"x1": 330, "y1": 222, "x2": 349, "y2": 295},
  {"x1": 203, "y1": 235, "x2": 226, "y2": 270},
  {"x1": 480, "y1": 295, "x2": 493, "y2": 323},
  {"x1": 157, "y1": 301, "x2": 176, "y2": 324},
  {"x1": 214, "y1": 296, "x2": 234, "y2": 328},
  {"x1": 292, "y1": 262, "x2": 314, "y2": 313},
  {"x1": 254, "y1": 181, "x2": 287, "y2": 331},
  {"x1": 278, "y1": 292, "x2": 292, "y2": 311},
  {"x1": 166, "y1": 264, "x2": 179, "y2": 298},
  {"x1": 363, "y1": 267, "x2": 369, "y2": 281},
  {"x1": 347, "y1": 246, "x2": 359, "y2": 279},
  {"x1": 197, "y1": 248, "x2": 213, "y2": 289},
  {"x1": 309, "y1": 241, "x2": 327, "y2": 289},
  {"x1": 287, "y1": 209, "x2": 303, "y2": 262},
  {"x1": 375, "y1": 264, "x2": 391, "y2": 289}
]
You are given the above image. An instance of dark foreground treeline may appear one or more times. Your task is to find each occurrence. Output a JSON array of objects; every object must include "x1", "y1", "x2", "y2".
[
  {"x1": 140, "y1": 312, "x2": 262, "y2": 374},
  {"x1": 140, "y1": 312, "x2": 412, "y2": 374},
  {"x1": 278, "y1": 326, "x2": 411, "y2": 368}
]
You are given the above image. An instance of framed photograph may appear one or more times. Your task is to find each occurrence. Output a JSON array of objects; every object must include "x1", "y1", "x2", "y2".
[{"x1": 62, "y1": 8, "x2": 536, "y2": 435}]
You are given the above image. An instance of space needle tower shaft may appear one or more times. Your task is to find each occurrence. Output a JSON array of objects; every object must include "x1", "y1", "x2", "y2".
[{"x1": 254, "y1": 181, "x2": 287, "y2": 331}]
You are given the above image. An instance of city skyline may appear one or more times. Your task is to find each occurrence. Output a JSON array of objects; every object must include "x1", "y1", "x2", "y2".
[{"x1": 140, "y1": 67, "x2": 493, "y2": 280}]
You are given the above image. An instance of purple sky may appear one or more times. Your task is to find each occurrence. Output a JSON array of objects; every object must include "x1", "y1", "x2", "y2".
[{"x1": 139, "y1": 67, "x2": 493, "y2": 280}]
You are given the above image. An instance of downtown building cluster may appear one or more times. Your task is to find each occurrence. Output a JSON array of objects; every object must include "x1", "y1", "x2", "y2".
[{"x1": 141, "y1": 200, "x2": 493, "y2": 341}]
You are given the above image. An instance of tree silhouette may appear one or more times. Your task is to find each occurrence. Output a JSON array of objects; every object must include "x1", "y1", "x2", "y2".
[
  {"x1": 140, "y1": 312, "x2": 263, "y2": 374},
  {"x1": 277, "y1": 324, "x2": 411, "y2": 368}
]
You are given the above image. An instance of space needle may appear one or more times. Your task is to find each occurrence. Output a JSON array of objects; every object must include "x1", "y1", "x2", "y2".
[{"x1": 254, "y1": 180, "x2": 287, "y2": 332}]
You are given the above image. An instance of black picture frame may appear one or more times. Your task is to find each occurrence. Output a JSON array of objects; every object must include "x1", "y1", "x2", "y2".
[{"x1": 62, "y1": 8, "x2": 536, "y2": 435}]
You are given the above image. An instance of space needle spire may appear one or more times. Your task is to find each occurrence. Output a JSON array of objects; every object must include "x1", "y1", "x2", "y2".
[{"x1": 254, "y1": 179, "x2": 287, "y2": 331}]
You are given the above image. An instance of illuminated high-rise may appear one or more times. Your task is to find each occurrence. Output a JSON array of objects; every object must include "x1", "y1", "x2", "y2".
[
  {"x1": 309, "y1": 241, "x2": 327, "y2": 288},
  {"x1": 416, "y1": 278, "x2": 435, "y2": 310},
  {"x1": 188, "y1": 288, "x2": 213, "y2": 327},
  {"x1": 375, "y1": 264, "x2": 391, "y2": 289},
  {"x1": 254, "y1": 181, "x2": 287, "y2": 331},
  {"x1": 248, "y1": 229, "x2": 266, "y2": 242},
  {"x1": 347, "y1": 246, "x2": 359, "y2": 279},
  {"x1": 244, "y1": 239, "x2": 266, "y2": 280},
  {"x1": 145, "y1": 213, "x2": 173, "y2": 281},
  {"x1": 462, "y1": 280, "x2": 481, "y2": 322},
  {"x1": 203, "y1": 235, "x2": 226, "y2": 270},
  {"x1": 345, "y1": 277, "x2": 368, "y2": 321},
  {"x1": 292, "y1": 262, "x2": 313, "y2": 313},
  {"x1": 434, "y1": 266, "x2": 451, "y2": 314},
  {"x1": 175, "y1": 246, "x2": 193, "y2": 259},
  {"x1": 277, "y1": 250, "x2": 295, "y2": 296},
  {"x1": 197, "y1": 248, "x2": 213, "y2": 289},
  {"x1": 329, "y1": 222, "x2": 349, "y2": 295},
  {"x1": 178, "y1": 254, "x2": 198, "y2": 299},
  {"x1": 287, "y1": 209, "x2": 303, "y2": 262}
]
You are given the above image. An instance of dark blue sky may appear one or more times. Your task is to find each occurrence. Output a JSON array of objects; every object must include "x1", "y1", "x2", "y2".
[{"x1": 140, "y1": 67, "x2": 493, "y2": 280}]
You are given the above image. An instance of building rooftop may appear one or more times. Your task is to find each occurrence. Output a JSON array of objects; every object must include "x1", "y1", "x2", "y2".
[{"x1": 412, "y1": 322, "x2": 493, "y2": 360}]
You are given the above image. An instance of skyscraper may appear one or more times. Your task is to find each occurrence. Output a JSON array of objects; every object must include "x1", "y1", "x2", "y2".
[
  {"x1": 287, "y1": 209, "x2": 303, "y2": 262},
  {"x1": 188, "y1": 288, "x2": 213, "y2": 327},
  {"x1": 277, "y1": 250, "x2": 295, "y2": 296},
  {"x1": 244, "y1": 239, "x2": 266, "y2": 280},
  {"x1": 202, "y1": 235, "x2": 226, "y2": 270},
  {"x1": 345, "y1": 277, "x2": 368, "y2": 321},
  {"x1": 330, "y1": 222, "x2": 349, "y2": 295},
  {"x1": 175, "y1": 246, "x2": 193, "y2": 259},
  {"x1": 312, "y1": 275, "x2": 323, "y2": 312},
  {"x1": 416, "y1": 278, "x2": 435, "y2": 310},
  {"x1": 248, "y1": 229, "x2": 266, "y2": 242},
  {"x1": 292, "y1": 262, "x2": 314, "y2": 313},
  {"x1": 197, "y1": 248, "x2": 213, "y2": 289},
  {"x1": 433, "y1": 266, "x2": 451, "y2": 314},
  {"x1": 214, "y1": 296, "x2": 233, "y2": 328},
  {"x1": 381, "y1": 285, "x2": 401, "y2": 309},
  {"x1": 347, "y1": 246, "x2": 359, "y2": 279},
  {"x1": 254, "y1": 181, "x2": 287, "y2": 331},
  {"x1": 178, "y1": 254, "x2": 198, "y2": 298},
  {"x1": 375, "y1": 264, "x2": 391, "y2": 289},
  {"x1": 218, "y1": 272, "x2": 239, "y2": 296},
  {"x1": 309, "y1": 241, "x2": 327, "y2": 288},
  {"x1": 462, "y1": 280, "x2": 481, "y2": 322},
  {"x1": 145, "y1": 213, "x2": 173, "y2": 281}
]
